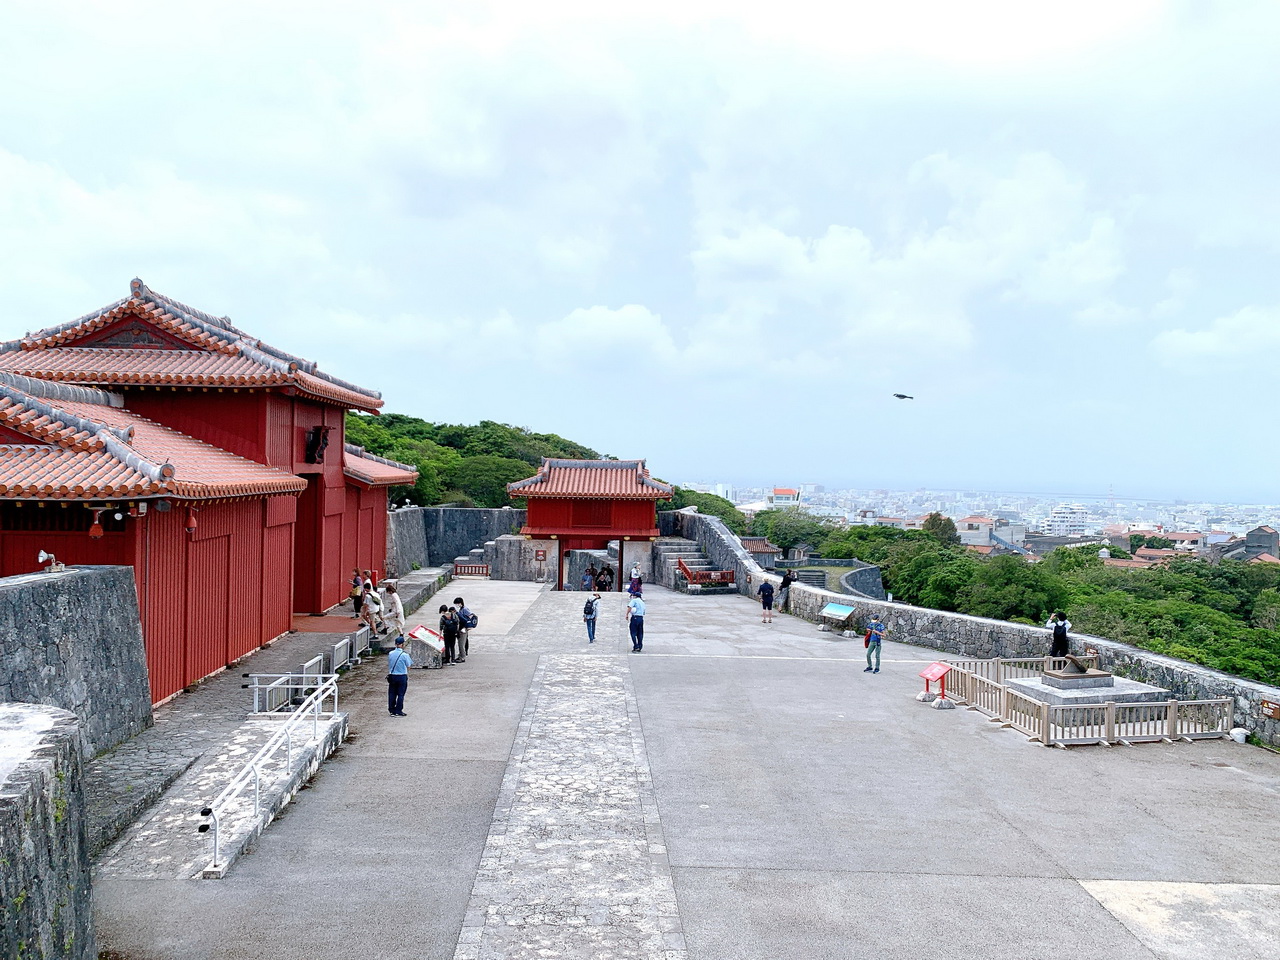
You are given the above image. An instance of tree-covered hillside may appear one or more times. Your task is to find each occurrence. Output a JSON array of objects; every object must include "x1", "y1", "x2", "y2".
[{"x1": 346, "y1": 413, "x2": 600, "y2": 508}]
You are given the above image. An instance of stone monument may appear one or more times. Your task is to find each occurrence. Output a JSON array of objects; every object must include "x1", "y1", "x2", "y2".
[{"x1": 1005, "y1": 656, "x2": 1171, "y2": 706}]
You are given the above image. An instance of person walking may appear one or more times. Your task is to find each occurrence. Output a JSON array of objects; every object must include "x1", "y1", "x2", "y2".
[
  {"x1": 779, "y1": 569, "x2": 796, "y2": 613},
  {"x1": 583, "y1": 592, "x2": 600, "y2": 643},
  {"x1": 350, "y1": 569, "x2": 364, "y2": 618},
  {"x1": 756, "y1": 579, "x2": 775, "y2": 623},
  {"x1": 628, "y1": 561, "x2": 642, "y2": 595},
  {"x1": 387, "y1": 637, "x2": 412, "y2": 717},
  {"x1": 439, "y1": 604, "x2": 460, "y2": 665},
  {"x1": 626, "y1": 592, "x2": 645, "y2": 651},
  {"x1": 383, "y1": 582, "x2": 405, "y2": 642},
  {"x1": 864, "y1": 615, "x2": 886, "y2": 674},
  {"x1": 454, "y1": 596, "x2": 476, "y2": 662},
  {"x1": 1047, "y1": 611, "x2": 1072, "y2": 657},
  {"x1": 361, "y1": 583, "x2": 382, "y2": 634},
  {"x1": 601, "y1": 565, "x2": 615, "y2": 592}
]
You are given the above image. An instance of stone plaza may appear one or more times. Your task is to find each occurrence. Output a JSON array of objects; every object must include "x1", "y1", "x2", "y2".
[{"x1": 92, "y1": 581, "x2": 1280, "y2": 960}]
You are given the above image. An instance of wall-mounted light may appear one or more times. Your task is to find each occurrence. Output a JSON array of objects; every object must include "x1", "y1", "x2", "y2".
[
  {"x1": 37, "y1": 550, "x2": 65, "y2": 573},
  {"x1": 186, "y1": 507, "x2": 198, "y2": 535},
  {"x1": 88, "y1": 509, "x2": 104, "y2": 540}
]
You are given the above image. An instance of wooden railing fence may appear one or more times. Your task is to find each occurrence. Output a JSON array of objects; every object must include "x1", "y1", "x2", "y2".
[{"x1": 943, "y1": 657, "x2": 1232, "y2": 747}]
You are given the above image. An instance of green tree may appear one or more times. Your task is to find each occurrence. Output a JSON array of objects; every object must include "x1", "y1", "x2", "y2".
[
  {"x1": 956, "y1": 555, "x2": 1067, "y2": 622},
  {"x1": 750, "y1": 510, "x2": 834, "y2": 554},
  {"x1": 921, "y1": 512, "x2": 961, "y2": 546},
  {"x1": 443, "y1": 455, "x2": 534, "y2": 508},
  {"x1": 660, "y1": 487, "x2": 747, "y2": 534}
]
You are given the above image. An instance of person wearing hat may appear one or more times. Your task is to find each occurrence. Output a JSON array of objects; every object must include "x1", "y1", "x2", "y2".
[
  {"x1": 583, "y1": 591, "x2": 601, "y2": 643},
  {"x1": 387, "y1": 637, "x2": 412, "y2": 717}
]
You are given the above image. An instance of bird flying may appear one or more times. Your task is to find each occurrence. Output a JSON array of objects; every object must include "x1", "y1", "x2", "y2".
[{"x1": 893, "y1": 393, "x2": 914, "y2": 400}]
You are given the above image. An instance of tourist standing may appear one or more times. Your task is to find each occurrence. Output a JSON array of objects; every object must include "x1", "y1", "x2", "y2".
[
  {"x1": 756, "y1": 580, "x2": 775, "y2": 623},
  {"x1": 383, "y1": 582, "x2": 405, "y2": 642},
  {"x1": 779, "y1": 569, "x2": 796, "y2": 613},
  {"x1": 864, "y1": 615, "x2": 886, "y2": 674},
  {"x1": 1048, "y1": 611, "x2": 1071, "y2": 657},
  {"x1": 601, "y1": 565, "x2": 615, "y2": 592},
  {"x1": 454, "y1": 596, "x2": 475, "y2": 662},
  {"x1": 628, "y1": 561, "x2": 642, "y2": 594},
  {"x1": 387, "y1": 637, "x2": 412, "y2": 717},
  {"x1": 439, "y1": 604, "x2": 460, "y2": 665},
  {"x1": 626, "y1": 592, "x2": 645, "y2": 651},
  {"x1": 583, "y1": 592, "x2": 600, "y2": 643},
  {"x1": 581, "y1": 568, "x2": 594, "y2": 591},
  {"x1": 350, "y1": 569, "x2": 364, "y2": 618}
]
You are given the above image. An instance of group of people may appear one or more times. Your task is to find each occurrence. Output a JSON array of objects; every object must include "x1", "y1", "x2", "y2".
[
  {"x1": 386, "y1": 593, "x2": 477, "y2": 718},
  {"x1": 581, "y1": 563, "x2": 616, "y2": 592},
  {"x1": 754, "y1": 569, "x2": 797, "y2": 624},
  {"x1": 580, "y1": 561, "x2": 647, "y2": 651},
  {"x1": 351, "y1": 568, "x2": 406, "y2": 642},
  {"x1": 437, "y1": 597, "x2": 476, "y2": 666}
]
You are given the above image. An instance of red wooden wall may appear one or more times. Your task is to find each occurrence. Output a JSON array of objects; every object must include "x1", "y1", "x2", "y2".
[{"x1": 525, "y1": 498, "x2": 658, "y2": 537}]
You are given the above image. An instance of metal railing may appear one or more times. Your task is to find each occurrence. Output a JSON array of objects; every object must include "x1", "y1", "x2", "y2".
[
  {"x1": 676, "y1": 557, "x2": 735, "y2": 585},
  {"x1": 199, "y1": 674, "x2": 340, "y2": 870}
]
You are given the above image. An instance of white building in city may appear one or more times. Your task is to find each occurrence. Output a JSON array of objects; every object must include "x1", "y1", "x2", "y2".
[{"x1": 1046, "y1": 503, "x2": 1093, "y2": 536}]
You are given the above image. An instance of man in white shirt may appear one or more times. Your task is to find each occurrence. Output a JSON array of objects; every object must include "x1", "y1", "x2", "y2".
[{"x1": 626, "y1": 594, "x2": 646, "y2": 652}]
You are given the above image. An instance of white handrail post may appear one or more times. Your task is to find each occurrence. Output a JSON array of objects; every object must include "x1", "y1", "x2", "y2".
[
  {"x1": 1165, "y1": 700, "x2": 1178, "y2": 739},
  {"x1": 1104, "y1": 701, "x2": 1116, "y2": 743},
  {"x1": 1038, "y1": 701, "x2": 1049, "y2": 744}
]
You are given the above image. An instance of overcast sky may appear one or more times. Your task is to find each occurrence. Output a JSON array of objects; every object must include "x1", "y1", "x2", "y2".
[{"x1": 2, "y1": 1, "x2": 1277, "y2": 501}]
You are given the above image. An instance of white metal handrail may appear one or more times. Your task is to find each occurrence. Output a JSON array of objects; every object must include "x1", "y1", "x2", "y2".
[{"x1": 199, "y1": 674, "x2": 340, "y2": 868}]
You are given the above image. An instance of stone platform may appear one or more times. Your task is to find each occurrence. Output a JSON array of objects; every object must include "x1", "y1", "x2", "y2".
[{"x1": 1006, "y1": 675, "x2": 1172, "y2": 706}]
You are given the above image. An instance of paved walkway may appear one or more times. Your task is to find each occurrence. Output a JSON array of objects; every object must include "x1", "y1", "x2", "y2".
[{"x1": 93, "y1": 581, "x2": 1280, "y2": 960}]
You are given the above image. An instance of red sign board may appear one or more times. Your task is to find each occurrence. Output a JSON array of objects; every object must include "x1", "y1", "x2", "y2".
[
  {"x1": 919, "y1": 662, "x2": 952, "y2": 683},
  {"x1": 1261, "y1": 699, "x2": 1280, "y2": 720},
  {"x1": 534, "y1": 549, "x2": 546, "y2": 561}
]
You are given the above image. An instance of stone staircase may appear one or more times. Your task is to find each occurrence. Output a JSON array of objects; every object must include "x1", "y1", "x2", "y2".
[{"x1": 652, "y1": 538, "x2": 738, "y2": 595}]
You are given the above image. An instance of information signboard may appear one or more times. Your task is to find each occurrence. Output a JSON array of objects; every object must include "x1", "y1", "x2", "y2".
[{"x1": 1261, "y1": 699, "x2": 1280, "y2": 720}]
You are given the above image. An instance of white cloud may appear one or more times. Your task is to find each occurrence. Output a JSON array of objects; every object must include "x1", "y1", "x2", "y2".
[{"x1": 1152, "y1": 305, "x2": 1280, "y2": 370}]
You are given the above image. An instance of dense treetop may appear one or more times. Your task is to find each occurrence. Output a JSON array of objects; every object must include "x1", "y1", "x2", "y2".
[{"x1": 346, "y1": 412, "x2": 600, "y2": 508}]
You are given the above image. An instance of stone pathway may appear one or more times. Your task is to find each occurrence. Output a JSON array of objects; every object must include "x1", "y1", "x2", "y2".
[{"x1": 455, "y1": 654, "x2": 686, "y2": 960}]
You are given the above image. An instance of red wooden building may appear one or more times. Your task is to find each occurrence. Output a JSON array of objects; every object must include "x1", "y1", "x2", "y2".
[
  {"x1": 507, "y1": 458, "x2": 672, "y2": 590},
  {"x1": 0, "y1": 280, "x2": 416, "y2": 702}
]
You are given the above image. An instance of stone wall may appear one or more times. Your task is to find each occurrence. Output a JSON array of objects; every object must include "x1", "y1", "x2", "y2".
[
  {"x1": 423, "y1": 507, "x2": 526, "y2": 565},
  {"x1": 839, "y1": 565, "x2": 886, "y2": 600},
  {"x1": 386, "y1": 507, "x2": 429, "y2": 577},
  {"x1": 672, "y1": 508, "x2": 1280, "y2": 747},
  {"x1": 486, "y1": 535, "x2": 556, "y2": 582},
  {"x1": 0, "y1": 567, "x2": 151, "y2": 758},
  {"x1": 0, "y1": 704, "x2": 95, "y2": 960}
]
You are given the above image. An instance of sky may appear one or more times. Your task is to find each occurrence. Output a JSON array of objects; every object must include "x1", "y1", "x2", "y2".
[{"x1": 2, "y1": 1, "x2": 1278, "y2": 502}]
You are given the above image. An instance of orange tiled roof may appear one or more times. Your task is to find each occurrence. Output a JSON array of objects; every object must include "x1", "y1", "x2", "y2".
[
  {"x1": 0, "y1": 374, "x2": 305, "y2": 501},
  {"x1": 740, "y1": 537, "x2": 781, "y2": 554},
  {"x1": 1249, "y1": 553, "x2": 1280, "y2": 565},
  {"x1": 343, "y1": 445, "x2": 418, "y2": 487},
  {"x1": 507, "y1": 459, "x2": 673, "y2": 500},
  {"x1": 0, "y1": 279, "x2": 382, "y2": 411}
]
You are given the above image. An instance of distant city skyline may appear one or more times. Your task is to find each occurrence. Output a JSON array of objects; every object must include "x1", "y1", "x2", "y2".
[{"x1": 2, "y1": 3, "x2": 1277, "y2": 503}]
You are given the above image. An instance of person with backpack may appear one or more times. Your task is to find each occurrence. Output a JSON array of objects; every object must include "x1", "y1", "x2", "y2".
[
  {"x1": 453, "y1": 596, "x2": 476, "y2": 662},
  {"x1": 438, "y1": 604, "x2": 460, "y2": 665},
  {"x1": 1047, "y1": 611, "x2": 1071, "y2": 657},
  {"x1": 756, "y1": 579, "x2": 775, "y2": 623},
  {"x1": 583, "y1": 592, "x2": 600, "y2": 643}
]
